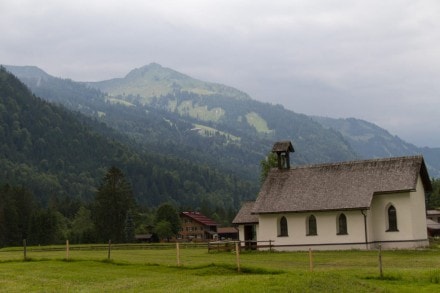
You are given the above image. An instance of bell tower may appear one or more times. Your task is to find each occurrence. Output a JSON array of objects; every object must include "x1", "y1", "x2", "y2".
[{"x1": 271, "y1": 141, "x2": 294, "y2": 170}]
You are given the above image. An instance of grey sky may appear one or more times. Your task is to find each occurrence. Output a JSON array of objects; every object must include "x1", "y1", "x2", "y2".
[{"x1": 2, "y1": 0, "x2": 440, "y2": 147}]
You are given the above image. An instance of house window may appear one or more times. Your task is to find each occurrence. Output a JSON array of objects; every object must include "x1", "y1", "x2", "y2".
[
  {"x1": 307, "y1": 215, "x2": 317, "y2": 236},
  {"x1": 387, "y1": 205, "x2": 398, "y2": 232},
  {"x1": 337, "y1": 213, "x2": 348, "y2": 235},
  {"x1": 279, "y1": 216, "x2": 288, "y2": 236}
]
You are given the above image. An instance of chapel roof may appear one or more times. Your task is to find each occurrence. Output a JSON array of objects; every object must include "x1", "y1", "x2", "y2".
[
  {"x1": 252, "y1": 156, "x2": 432, "y2": 214},
  {"x1": 232, "y1": 201, "x2": 259, "y2": 224}
]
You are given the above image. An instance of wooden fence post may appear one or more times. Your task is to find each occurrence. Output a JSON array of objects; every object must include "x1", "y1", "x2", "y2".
[
  {"x1": 107, "y1": 240, "x2": 112, "y2": 260},
  {"x1": 66, "y1": 240, "x2": 70, "y2": 260},
  {"x1": 176, "y1": 242, "x2": 181, "y2": 267},
  {"x1": 378, "y1": 244, "x2": 383, "y2": 278},
  {"x1": 309, "y1": 248, "x2": 313, "y2": 272},
  {"x1": 23, "y1": 239, "x2": 27, "y2": 261},
  {"x1": 235, "y1": 242, "x2": 241, "y2": 273}
]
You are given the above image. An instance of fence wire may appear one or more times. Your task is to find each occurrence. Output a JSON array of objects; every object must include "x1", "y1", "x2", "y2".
[{"x1": 1, "y1": 240, "x2": 440, "y2": 273}]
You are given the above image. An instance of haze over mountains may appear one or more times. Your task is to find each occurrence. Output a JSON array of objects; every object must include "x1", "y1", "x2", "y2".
[{"x1": 4, "y1": 63, "x2": 440, "y2": 192}]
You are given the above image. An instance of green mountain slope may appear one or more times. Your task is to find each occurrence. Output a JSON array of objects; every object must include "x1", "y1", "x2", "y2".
[
  {"x1": 89, "y1": 63, "x2": 251, "y2": 102},
  {"x1": 5, "y1": 64, "x2": 359, "y2": 182},
  {"x1": 313, "y1": 116, "x2": 440, "y2": 177},
  {"x1": 86, "y1": 63, "x2": 358, "y2": 163},
  {"x1": 4, "y1": 65, "x2": 265, "y2": 182},
  {"x1": 0, "y1": 67, "x2": 257, "y2": 214}
]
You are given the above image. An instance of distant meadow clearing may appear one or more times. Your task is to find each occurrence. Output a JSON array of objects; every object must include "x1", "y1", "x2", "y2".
[{"x1": 1, "y1": 242, "x2": 440, "y2": 292}]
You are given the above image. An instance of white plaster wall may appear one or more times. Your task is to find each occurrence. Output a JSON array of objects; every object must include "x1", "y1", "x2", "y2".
[
  {"x1": 370, "y1": 191, "x2": 412, "y2": 244},
  {"x1": 237, "y1": 225, "x2": 244, "y2": 242},
  {"x1": 258, "y1": 211, "x2": 367, "y2": 249},
  {"x1": 411, "y1": 176, "x2": 428, "y2": 240},
  {"x1": 369, "y1": 177, "x2": 428, "y2": 249}
]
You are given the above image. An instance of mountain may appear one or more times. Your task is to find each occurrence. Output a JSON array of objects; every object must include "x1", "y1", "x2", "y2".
[
  {"x1": 312, "y1": 116, "x2": 440, "y2": 177},
  {"x1": 4, "y1": 64, "x2": 359, "y2": 181},
  {"x1": 4, "y1": 62, "x2": 439, "y2": 216},
  {"x1": 87, "y1": 63, "x2": 358, "y2": 162},
  {"x1": 88, "y1": 63, "x2": 251, "y2": 102},
  {"x1": 0, "y1": 66, "x2": 257, "y2": 215}
]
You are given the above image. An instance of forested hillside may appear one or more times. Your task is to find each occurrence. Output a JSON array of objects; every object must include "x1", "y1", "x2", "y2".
[
  {"x1": 5, "y1": 64, "x2": 359, "y2": 184},
  {"x1": 88, "y1": 64, "x2": 358, "y2": 166},
  {"x1": 0, "y1": 67, "x2": 257, "y2": 213}
]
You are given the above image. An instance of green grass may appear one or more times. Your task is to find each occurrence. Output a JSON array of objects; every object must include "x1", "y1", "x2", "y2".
[{"x1": 1, "y1": 245, "x2": 440, "y2": 292}]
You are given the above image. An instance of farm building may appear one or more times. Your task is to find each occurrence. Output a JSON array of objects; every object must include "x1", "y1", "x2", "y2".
[
  {"x1": 233, "y1": 141, "x2": 432, "y2": 250},
  {"x1": 217, "y1": 227, "x2": 239, "y2": 240},
  {"x1": 178, "y1": 211, "x2": 219, "y2": 241},
  {"x1": 426, "y1": 210, "x2": 440, "y2": 237},
  {"x1": 427, "y1": 209, "x2": 440, "y2": 223}
]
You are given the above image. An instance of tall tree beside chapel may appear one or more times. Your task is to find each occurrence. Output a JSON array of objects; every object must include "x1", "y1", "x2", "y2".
[{"x1": 260, "y1": 152, "x2": 278, "y2": 184}]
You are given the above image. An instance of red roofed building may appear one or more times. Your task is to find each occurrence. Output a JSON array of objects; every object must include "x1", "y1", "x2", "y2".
[{"x1": 179, "y1": 211, "x2": 219, "y2": 241}]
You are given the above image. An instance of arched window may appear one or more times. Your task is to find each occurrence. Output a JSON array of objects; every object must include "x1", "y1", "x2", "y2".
[
  {"x1": 387, "y1": 205, "x2": 398, "y2": 232},
  {"x1": 279, "y1": 216, "x2": 288, "y2": 236},
  {"x1": 337, "y1": 213, "x2": 348, "y2": 235},
  {"x1": 307, "y1": 215, "x2": 317, "y2": 236}
]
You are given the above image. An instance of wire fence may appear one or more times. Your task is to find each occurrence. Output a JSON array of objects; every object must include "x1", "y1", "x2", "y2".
[{"x1": 1, "y1": 239, "x2": 439, "y2": 275}]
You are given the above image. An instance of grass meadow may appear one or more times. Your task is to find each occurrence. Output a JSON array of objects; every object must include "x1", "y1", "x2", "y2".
[{"x1": 1, "y1": 243, "x2": 440, "y2": 292}]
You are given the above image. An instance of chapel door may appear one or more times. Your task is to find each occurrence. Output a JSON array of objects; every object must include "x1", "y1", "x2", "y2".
[{"x1": 244, "y1": 225, "x2": 256, "y2": 250}]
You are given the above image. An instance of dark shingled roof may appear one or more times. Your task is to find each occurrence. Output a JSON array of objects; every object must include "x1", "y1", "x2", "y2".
[
  {"x1": 252, "y1": 156, "x2": 432, "y2": 214},
  {"x1": 272, "y1": 141, "x2": 294, "y2": 153},
  {"x1": 181, "y1": 211, "x2": 219, "y2": 226},
  {"x1": 232, "y1": 201, "x2": 259, "y2": 224}
]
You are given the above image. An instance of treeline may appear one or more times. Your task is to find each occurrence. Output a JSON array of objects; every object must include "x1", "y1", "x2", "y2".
[
  {"x1": 0, "y1": 183, "x2": 84, "y2": 246},
  {"x1": 0, "y1": 167, "x2": 181, "y2": 247}
]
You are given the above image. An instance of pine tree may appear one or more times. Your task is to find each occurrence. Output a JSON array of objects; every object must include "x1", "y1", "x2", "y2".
[{"x1": 94, "y1": 166, "x2": 134, "y2": 243}]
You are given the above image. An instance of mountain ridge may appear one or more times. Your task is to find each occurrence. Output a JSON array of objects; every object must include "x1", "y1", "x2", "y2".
[
  {"x1": 87, "y1": 63, "x2": 251, "y2": 103},
  {"x1": 5, "y1": 64, "x2": 359, "y2": 168},
  {"x1": 312, "y1": 116, "x2": 440, "y2": 177},
  {"x1": 4, "y1": 63, "x2": 439, "y2": 179}
]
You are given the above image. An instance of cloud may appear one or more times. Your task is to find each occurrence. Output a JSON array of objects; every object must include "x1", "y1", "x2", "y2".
[{"x1": 1, "y1": 0, "x2": 440, "y2": 146}]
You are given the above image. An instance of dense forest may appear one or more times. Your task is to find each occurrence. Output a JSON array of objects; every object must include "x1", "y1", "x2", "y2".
[{"x1": 0, "y1": 167, "x2": 182, "y2": 247}]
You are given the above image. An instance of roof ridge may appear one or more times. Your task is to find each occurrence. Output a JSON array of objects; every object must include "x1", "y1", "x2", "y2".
[{"x1": 287, "y1": 155, "x2": 423, "y2": 170}]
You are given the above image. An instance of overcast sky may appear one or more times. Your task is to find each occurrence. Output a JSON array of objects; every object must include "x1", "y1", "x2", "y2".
[{"x1": 2, "y1": 0, "x2": 440, "y2": 147}]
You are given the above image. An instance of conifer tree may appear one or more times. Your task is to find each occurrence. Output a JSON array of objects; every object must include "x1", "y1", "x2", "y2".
[{"x1": 94, "y1": 166, "x2": 134, "y2": 243}]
